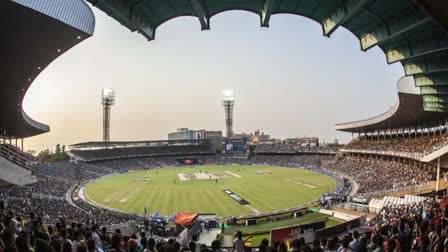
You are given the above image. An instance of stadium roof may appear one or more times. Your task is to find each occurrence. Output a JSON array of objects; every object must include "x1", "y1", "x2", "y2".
[
  {"x1": 87, "y1": 0, "x2": 448, "y2": 113},
  {"x1": 0, "y1": 0, "x2": 95, "y2": 139},
  {"x1": 335, "y1": 76, "x2": 448, "y2": 133},
  {"x1": 69, "y1": 139, "x2": 211, "y2": 150}
]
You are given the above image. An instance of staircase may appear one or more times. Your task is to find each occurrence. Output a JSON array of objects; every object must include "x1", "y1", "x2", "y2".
[{"x1": 0, "y1": 141, "x2": 38, "y2": 185}]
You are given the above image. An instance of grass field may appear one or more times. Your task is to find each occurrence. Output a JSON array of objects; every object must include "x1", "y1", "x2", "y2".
[{"x1": 85, "y1": 165, "x2": 337, "y2": 216}]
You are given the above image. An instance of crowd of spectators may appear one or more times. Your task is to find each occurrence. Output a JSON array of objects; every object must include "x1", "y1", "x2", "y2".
[
  {"x1": 0, "y1": 175, "x2": 70, "y2": 198},
  {"x1": 0, "y1": 142, "x2": 439, "y2": 252},
  {"x1": 0, "y1": 199, "x2": 180, "y2": 252},
  {"x1": 0, "y1": 160, "x2": 135, "y2": 226},
  {"x1": 37, "y1": 162, "x2": 116, "y2": 185},
  {"x1": 92, "y1": 157, "x2": 180, "y2": 172},
  {"x1": 328, "y1": 156, "x2": 431, "y2": 196},
  {"x1": 0, "y1": 151, "x2": 253, "y2": 228},
  {"x1": 91, "y1": 153, "x2": 252, "y2": 171},
  {"x1": 202, "y1": 153, "x2": 250, "y2": 166},
  {"x1": 249, "y1": 154, "x2": 431, "y2": 197},
  {"x1": 368, "y1": 197, "x2": 438, "y2": 229},
  {"x1": 345, "y1": 133, "x2": 448, "y2": 157},
  {"x1": 1, "y1": 194, "x2": 446, "y2": 252},
  {"x1": 361, "y1": 196, "x2": 446, "y2": 252},
  {"x1": 0, "y1": 150, "x2": 433, "y2": 228},
  {"x1": 249, "y1": 154, "x2": 335, "y2": 169},
  {"x1": 259, "y1": 195, "x2": 445, "y2": 252},
  {"x1": 254, "y1": 144, "x2": 340, "y2": 154}
]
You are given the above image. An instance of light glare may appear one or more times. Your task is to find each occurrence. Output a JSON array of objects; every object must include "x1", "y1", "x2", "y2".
[{"x1": 222, "y1": 89, "x2": 234, "y2": 101}]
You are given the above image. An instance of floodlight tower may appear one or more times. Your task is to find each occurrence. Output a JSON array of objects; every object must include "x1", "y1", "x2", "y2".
[
  {"x1": 102, "y1": 88, "x2": 115, "y2": 142},
  {"x1": 222, "y1": 90, "x2": 235, "y2": 138}
]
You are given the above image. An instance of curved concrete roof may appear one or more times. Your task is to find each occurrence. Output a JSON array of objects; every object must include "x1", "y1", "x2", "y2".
[
  {"x1": 87, "y1": 0, "x2": 448, "y2": 112},
  {"x1": 0, "y1": 0, "x2": 95, "y2": 138},
  {"x1": 335, "y1": 76, "x2": 448, "y2": 133}
]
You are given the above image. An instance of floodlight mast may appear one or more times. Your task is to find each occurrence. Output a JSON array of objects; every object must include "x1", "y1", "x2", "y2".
[
  {"x1": 102, "y1": 88, "x2": 115, "y2": 142},
  {"x1": 222, "y1": 90, "x2": 235, "y2": 138}
]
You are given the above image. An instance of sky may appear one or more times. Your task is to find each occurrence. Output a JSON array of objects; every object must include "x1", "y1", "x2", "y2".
[{"x1": 23, "y1": 7, "x2": 404, "y2": 152}]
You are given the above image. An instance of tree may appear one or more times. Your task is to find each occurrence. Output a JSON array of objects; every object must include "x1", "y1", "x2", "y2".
[
  {"x1": 26, "y1": 150, "x2": 36, "y2": 156},
  {"x1": 55, "y1": 144, "x2": 61, "y2": 155},
  {"x1": 36, "y1": 144, "x2": 70, "y2": 163},
  {"x1": 37, "y1": 149, "x2": 52, "y2": 163}
]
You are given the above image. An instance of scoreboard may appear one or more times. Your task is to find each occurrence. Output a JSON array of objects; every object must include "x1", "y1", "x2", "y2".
[{"x1": 225, "y1": 138, "x2": 247, "y2": 152}]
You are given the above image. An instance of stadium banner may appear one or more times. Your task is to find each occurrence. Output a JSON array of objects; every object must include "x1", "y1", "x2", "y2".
[
  {"x1": 176, "y1": 158, "x2": 199, "y2": 165},
  {"x1": 270, "y1": 220, "x2": 326, "y2": 244},
  {"x1": 315, "y1": 215, "x2": 367, "y2": 239},
  {"x1": 223, "y1": 189, "x2": 250, "y2": 205}
]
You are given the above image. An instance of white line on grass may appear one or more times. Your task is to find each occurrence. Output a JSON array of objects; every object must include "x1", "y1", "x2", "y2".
[
  {"x1": 224, "y1": 171, "x2": 241, "y2": 178},
  {"x1": 245, "y1": 205, "x2": 261, "y2": 214},
  {"x1": 284, "y1": 179, "x2": 317, "y2": 189}
]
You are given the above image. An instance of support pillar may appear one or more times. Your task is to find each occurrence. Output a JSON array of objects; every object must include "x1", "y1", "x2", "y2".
[{"x1": 437, "y1": 157, "x2": 441, "y2": 192}]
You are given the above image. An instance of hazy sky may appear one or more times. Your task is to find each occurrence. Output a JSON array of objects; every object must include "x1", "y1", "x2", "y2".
[{"x1": 23, "y1": 7, "x2": 404, "y2": 152}]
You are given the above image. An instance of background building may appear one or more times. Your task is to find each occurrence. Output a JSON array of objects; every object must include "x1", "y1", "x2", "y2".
[
  {"x1": 286, "y1": 137, "x2": 319, "y2": 147},
  {"x1": 168, "y1": 128, "x2": 223, "y2": 152},
  {"x1": 250, "y1": 130, "x2": 270, "y2": 143},
  {"x1": 198, "y1": 130, "x2": 223, "y2": 152},
  {"x1": 168, "y1": 128, "x2": 197, "y2": 141}
]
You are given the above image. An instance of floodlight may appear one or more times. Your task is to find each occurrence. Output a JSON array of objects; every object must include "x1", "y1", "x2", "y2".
[
  {"x1": 222, "y1": 89, "x2": 234, "y2": 101},
  {"x1": 102, "y1": 88, "x2": 115, "y2": 100},
  {"x1": 222, "y1": 90, "x2": 235, "y2": 138},
  {"x1": 102, "y1": 88, "x2": 115, "y2": 142}
]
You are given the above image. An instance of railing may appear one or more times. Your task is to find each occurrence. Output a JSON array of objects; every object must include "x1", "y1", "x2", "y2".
[
  {"x1": 339, "y1": 149, "x2": 424, "y2": 161},
  {"x1": 254, "y1": 149, "x2": 339, "y2": 155},
  {"x1": 188, "y1": 222, "x2": 201, "y2": 239},
  {"x1": 356, "y1": 182, "x2": 430, "y2": 198},
  {"x1": 0, "y1": 140, "x2": 37, "y2": 171},
  {"x1": 31, "y1": 193, "x2": 65, "y2": 201}
]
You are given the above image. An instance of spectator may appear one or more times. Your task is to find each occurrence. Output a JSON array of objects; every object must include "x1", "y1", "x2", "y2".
[
  {"x1": 349, "y1": 231, "x2": 360, "y2": 252},
  {"x1": 234, "y1": 231, "x2": 244, "y2": 252},
  {"x1": 86, "y1": 239, "x2": 96, "y2": 252},
  {"x1": 145, "y1": 238, "x2": 156, "y2": 252}
]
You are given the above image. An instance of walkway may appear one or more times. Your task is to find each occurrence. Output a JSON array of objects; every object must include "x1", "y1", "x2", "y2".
[
  {"x1": 198, "y1": 228, "x2": 222, "y2": 246},
  {"x1": 222, "y1": 235, "x2": 233, "y2": 248}
]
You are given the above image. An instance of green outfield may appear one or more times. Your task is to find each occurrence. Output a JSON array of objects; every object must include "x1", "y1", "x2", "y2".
[{"x1": 85, "y1": 165, "x2": 337, "y2": 216}]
